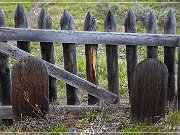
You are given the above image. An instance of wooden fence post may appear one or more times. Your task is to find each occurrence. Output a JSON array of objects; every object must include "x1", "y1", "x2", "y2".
[
  {"x1": 84, "y1": 11, "x2": 99, "y2": 105},
  {"x1": 60, "y1": 9, "x2": 79, "y2": 105},
  {"x1": 146, "y1": 12, "x2": 158, "y2": 58},
  {"x1": 164, "y1": 9, "x2": 176, "y2": 102},
  {"x1": 14, "y1": 4, "x2": 31, "y2": 53},
  {"x1": 104, "y1": 10, "x2": 119, "y2": 103},
  {"x1": 12, "y1": 56, "x2": 49, "y2": 119},
  {"x1": 124, "y1": 10, "x2": 137, "y2": 94},
  {"x1": 178, "y1": 37, "x2": 180, "y2": 109},
  {"x1": 131, "y1": 59, "x2": 168, "y2": 123},
  {"x1": 38, "y1": 8, "x2": 57, "y2": 102},
  {"x1": 0, "y1": 9, "x2": 11, "y2": 105}
]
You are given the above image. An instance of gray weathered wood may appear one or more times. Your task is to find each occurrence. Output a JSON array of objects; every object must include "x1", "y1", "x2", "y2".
[
  {"x1": 125, "y1": 10, "x2": 137, "y2": 94},
  {"x1": 0, "y1": 9, "x2": 5, "y2": 27},
  {"x1": 178, "y1": 37, "x2": 180, "y2": 109},
  {"x1": 50, "y1": 105, "x2": 101, "y2": 112},
  {"x1": 0, "y1": 42, "x2": 117, "y2": 103},
  {"x1": 0, "y1": 103, "x2": 130, "y2": 119},
  {"x1": 0, "y1": 106, "x2": 12, "y2": 119},
  {"x1": 0, "y1": 27, "x2": 178, "y2": 47},
  {"x1": 84, "y1": 11, "x2": 99, "y2": 105},
  {"x1": 164, "y1": 9, "x2": 176, "y2": 102},
  {"x1": 146, "y1": 12, "x2": 158, "y2": 58},
  {"x1": 0, "y1": 105, "x2": 100, "y2": 119},
  {"x1": 14, "y1": 4, "x2": 31, "y2": 53},
  {"x1": 60, "y1": 9, "x2": 79, "y2": 105},
  {"x1": 0, "y1": 9, "x2": 11, "y2": 105},
  {"x1": 105, "y1": 10, "x2": 119, "y2": 103},
  {"x1": 12, "y1": 56, "x2": 49, "y2": 119},
  {"x1": 38, "y1": 8, "x2": 57, "y2": 102}
]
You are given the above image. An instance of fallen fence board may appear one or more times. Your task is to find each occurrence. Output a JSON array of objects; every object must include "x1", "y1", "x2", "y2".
[
  {"x1": 0, "y1": 105, "x2": 100, "y2": 119},
  {"x1": 0, "y1": 27, "x2": 179, "y2": 47},
  {"x1": 0, "y1": 104, "x2": 130, "y2": 119},
  {"x1": 0, "y1": 42, "x2": 117, "y2": 103},
  {"x1": 0, "y1": 106, "x2": 12, "y2": 119},
  {"x1": 50, "y1": 105, "x2": 101, "y2": 112}
]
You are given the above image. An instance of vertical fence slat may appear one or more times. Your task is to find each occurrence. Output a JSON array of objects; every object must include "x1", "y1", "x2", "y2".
[
  {"x1": 0, "y1": 9, "x2": 11, "y2": 105},
  {"x1": 131, "y1": 59, "x2": 168, "y2": 123},
  {"x1": 84, "y1": 11, "x2": 99, "y2": 105},
  {"x1": 12, "y1": 56, "x2": 49, "y2": 119},
  {"x1": 178, "y1": 37, "x2": 180, "y2": 109},
  {"x1": 124, "y1": 10, "x2": 137, "y2": 94},
  {"x1": 164, "y1": 9, "x2": 176, "y2": 102},
  {"x1": 105, "y1": 10, "x2": 119, "y2": 103},
  {"x1": 38, "y1": 8, "x2": 57, "y2": 102},
  {"x1": 14, "y1": 4, "x2": 31, "y2": 53},
  {"x1": 146, "y1": 12, "x2": 158, "y2": 58},
  {"x1": 60, "y1": 9, "x2": 79, "y2": 105}
]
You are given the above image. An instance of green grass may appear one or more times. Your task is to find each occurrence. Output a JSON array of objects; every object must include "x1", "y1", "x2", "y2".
[
  {"x1": 47, "y1": 124, "x2": 70, "y2": 134},
  {"x1": 0, "y1": 3, "x2": 33, "y2": 27},
  {"x1": 122, "y1": 122, "x2": 166, "y2": 134},
  {"x1": 167, "y1": 112, "x2": 180, "y2": 126},
  {"x1": 82, "y1": 110, "x2": 101, "y2": 120}
]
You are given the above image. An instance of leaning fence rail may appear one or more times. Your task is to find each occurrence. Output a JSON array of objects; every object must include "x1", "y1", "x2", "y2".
[{"x1": 0, "y1": 42, "x2": 117, "y2": 104}]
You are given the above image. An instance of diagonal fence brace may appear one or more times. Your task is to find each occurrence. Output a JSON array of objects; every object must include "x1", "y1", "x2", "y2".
[{"x1": 0, "y1": 42, "x2": 117, "y2": 103}]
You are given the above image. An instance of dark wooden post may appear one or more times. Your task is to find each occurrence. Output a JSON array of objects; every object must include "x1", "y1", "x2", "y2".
[
  {"x1": 131, "y1": 59, "x2": 168, "y2": 123},
  {"x1": 60, "y1": 9, "x2": 79, "y2": 105},
  {"x1": 38, "y1": 8, "x2": 57, "y2": 102},
  {"x1": 12, "y1": 56, "x2": 49, "y2": 119},
  {"x1": 164, "y1": 9, "x2": 176, "y2": 102},
  {"x1": 84, "y1": 11, "x2": 99, "y2": 105},
  {"x1": 0, "y1": 9, "x2": 11, "y2": 105},
  {"x1": 124, "y1": 10, "x2": 137, "y2": 94},
  {"x1": 104, "y1": 10, "x2": 119, "y2": 103},
  {"x1": 14, "y1": 4, "x2": 31, "y2": 53},
  {"x1": 178, "y1": 37, "x2": 180, "y2": 109},
  {"x1": 146, "y1": 12, "x2": 158, "y2": 58}
]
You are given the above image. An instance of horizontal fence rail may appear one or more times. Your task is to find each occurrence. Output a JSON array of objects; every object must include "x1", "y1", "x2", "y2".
[{"x1": 0, "y1": 27, "x2": 179, "y2": 47}]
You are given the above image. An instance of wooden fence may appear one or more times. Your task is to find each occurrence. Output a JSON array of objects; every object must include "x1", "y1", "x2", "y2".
[{"x1": 0, "y1": 4, "x2": 180, "y2": 110}]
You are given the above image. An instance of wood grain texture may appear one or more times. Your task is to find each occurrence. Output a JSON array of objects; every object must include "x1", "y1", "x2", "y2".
[
  {"x1": 0, "y1": 42, "x2": 117, "y2": 103},
  {"x1": 0, "y1": 27, "x2": 178, "y2": 47},
  {"x1": 38, "y1": 8, "x2": 57, "y2": 102},
  {"x1": 84, "y1": 11, "x2": 99, "y2": 105},
  {"x1": 105, "y1": 10, "x2": 119, "y2": 103},
  {"x1": 164, "y1": 9, "x2": 176, "y2": 102},
  {"x1": 12, "y1": 56, "x2": 49, "y2": 119},
  {"x1": 60, "y1": 9, "x2": 79, "y2": 105},
  {"x1": 178, "y1": 37, "x2": 180, "y2": 109},
  {"x1": 131, "y1": 59, "x2": 168, "y2": 123},
  {"x1": 14, "y1": 4, "x2": 31, "y2": 53},
  {"x1": 0, "y1": 105, "x2": 100, "y2": 119},
  {"x1": 0, "y1": 106, "x2": 12, "y2": 119},
  {"x1": 146, "y1": 12, "x2": 158, "y2": 58},
  {"x1": 125, "y1": 10, "x2": 138, "y2": 94},
  {"x1": 0, "y1": 9, "x2": 11, "y2": 105}
]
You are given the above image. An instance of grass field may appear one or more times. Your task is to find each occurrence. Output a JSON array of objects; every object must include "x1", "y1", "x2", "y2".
[{"x1": 0, "y1": 0, "x2": 180, "y2": 133}]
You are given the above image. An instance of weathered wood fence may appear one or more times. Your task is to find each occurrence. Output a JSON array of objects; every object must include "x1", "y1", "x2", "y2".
[{"x1": 0, "y1": 4, "x2": 180, "y2": 119}]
